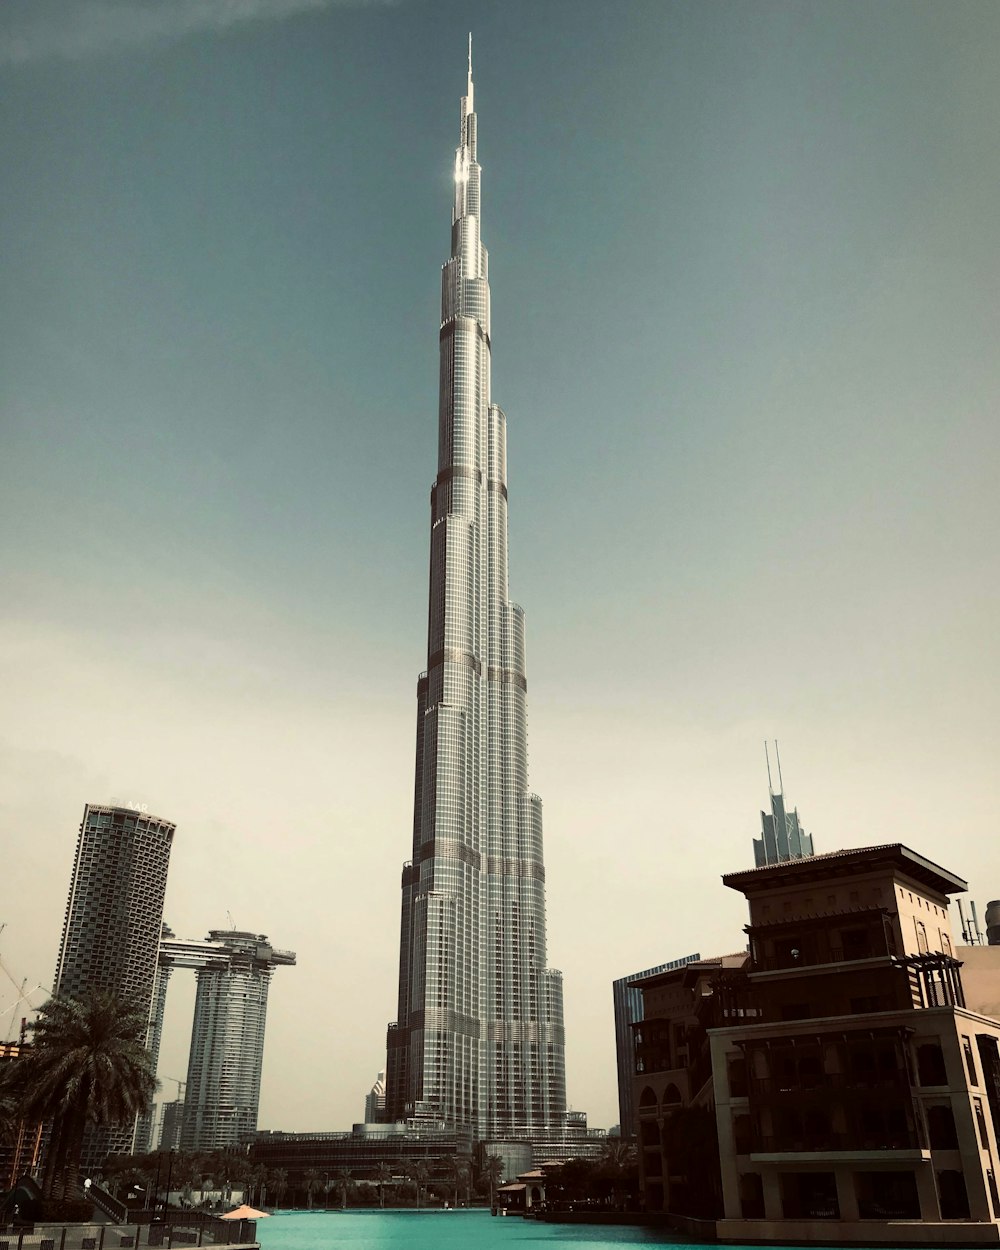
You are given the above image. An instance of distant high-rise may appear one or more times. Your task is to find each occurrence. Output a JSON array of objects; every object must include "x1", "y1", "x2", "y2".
[
  {"x1": 612, "y1": 955, "x2": 700, "y2": 1139},
  {"x1": 54, "y1": 802, "x2": 175, "y2": 1162},
  {"x1": 752, "y1": 742, "x2": 815, "y2": 867},
  {"x1": 384, "y1": 45, "x2": 567, "y2": 1136},
  {"x1": 364, "y1": 1069, "x2": 386, "y2": 1124},
  {"x1": 175, "y1": 930, "x2": 295, "y2": 1152},
  {"x1": 157, "y1": 1099, "x2": 185, "y2": 1151}
]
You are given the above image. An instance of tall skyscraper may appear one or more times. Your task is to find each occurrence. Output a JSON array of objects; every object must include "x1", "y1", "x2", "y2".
[
  {"x1": 612, "y1": 954, "x2": 700, "y2": 1139},
  {"x1": 384, "y1": 46, "x2": 567, "y2": 1136},
  {"x1": 752, "y1": 742, "x2": 815, "y2": 867},
  {"x1": 175, "y1": 930, "x2": 295, "y2": 1152},
  {"x1": 137, "y1": 925, "x2": 295, "y2": 1153},
  {"x1": 54, "y1": 802, "x2": 175, "y2": 1161}
]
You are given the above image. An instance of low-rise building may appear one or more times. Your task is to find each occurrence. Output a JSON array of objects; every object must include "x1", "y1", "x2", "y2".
[
  {"x1": 613, "y1": 954, "x2": 701, "y2": 1141},
  {"x1": 0, "y1": 1041, "x2": 42, "y2": 1187},
  {"x1": 631, "y1": 844, "x2": 1000, "y2": 1245},
  {"x1": 248, "y1": 1123, "x2": 473, "y2": 1190}
]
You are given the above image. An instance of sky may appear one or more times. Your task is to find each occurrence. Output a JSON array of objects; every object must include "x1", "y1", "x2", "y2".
[{"x1": 1, "y1": 0, "x2": 998, "y2": 1135}]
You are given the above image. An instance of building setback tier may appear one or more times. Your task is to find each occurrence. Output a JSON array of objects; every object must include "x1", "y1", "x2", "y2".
[{"x1": 383, "y1": 44, "x2": 566, "y2": 1136}]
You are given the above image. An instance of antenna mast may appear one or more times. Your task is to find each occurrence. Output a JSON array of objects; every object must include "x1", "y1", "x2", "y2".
[{"x1": 957, "y1": 899, "x2": 971, "y2": 944}]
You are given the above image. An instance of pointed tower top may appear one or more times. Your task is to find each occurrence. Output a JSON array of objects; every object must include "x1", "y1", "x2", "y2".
[{"x1": 459, "y1": 31, "x2": 475, "y2": 136}]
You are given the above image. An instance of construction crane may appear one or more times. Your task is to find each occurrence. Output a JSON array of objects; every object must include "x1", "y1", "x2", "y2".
[
  {"x1": 162, "y1": 1076, "x2": 186, "y2": 1101},
  {"x1": 0, "y1": 925, "x2": 48, "y2": 1042}
]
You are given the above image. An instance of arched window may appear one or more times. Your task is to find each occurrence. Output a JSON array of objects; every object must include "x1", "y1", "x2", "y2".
[
  {"x1": 663, "y1": 1083, "x2": 681, "y2": 1105},
  {"x1": 639, "y1": 1085, "x2": 657, "y2": 1110}
]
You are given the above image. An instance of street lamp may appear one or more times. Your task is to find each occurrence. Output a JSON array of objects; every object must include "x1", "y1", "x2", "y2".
[
  {"x1": 151, "y1": 1153, "x2": 163, "y2": 1211},
  {"x1": 162, "y1": 1149, "x2": 175, "y2": 1219}
]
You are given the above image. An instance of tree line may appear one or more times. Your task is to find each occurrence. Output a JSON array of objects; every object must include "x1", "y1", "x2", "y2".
[{"x1": 0, "y1": 988, "x2": 642, "y2": 1218}]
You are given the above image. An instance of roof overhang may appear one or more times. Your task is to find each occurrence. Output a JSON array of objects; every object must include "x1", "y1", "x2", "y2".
[{"x1": 722, "y1": 844, "x2": 967, "y2": 898}]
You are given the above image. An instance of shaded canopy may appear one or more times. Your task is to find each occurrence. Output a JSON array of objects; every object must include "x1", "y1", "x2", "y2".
[{"x1": 220, "y1": 1204, "x2": 269, "y2": 1220}]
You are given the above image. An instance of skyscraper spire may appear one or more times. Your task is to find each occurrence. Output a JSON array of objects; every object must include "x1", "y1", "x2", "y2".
[
  {"x1": 384, "y1": 47, "x2": 567, "y2": 1137},
  {"x1": 753, "y1": 745, "x2": 817, "y2": 867}
]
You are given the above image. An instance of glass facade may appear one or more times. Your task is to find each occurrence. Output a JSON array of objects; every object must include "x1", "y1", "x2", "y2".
[
  {"x1": 385, "y1": 54, "x2": 566, "y2": 1136},
  {"x1": 752, "y1": 746, "x2": 815, "y2": 867},
  {"x1": 144, "y1": 929, "x2": 295, "y2": 1153},
  {"x1": 54, "y1": 803, "x2": 175, "y2": 1164}
]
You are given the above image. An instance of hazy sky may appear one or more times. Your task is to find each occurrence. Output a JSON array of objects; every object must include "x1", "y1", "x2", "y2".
[{"x1": 2, "y1": 0, "x2": 998, "y2": 1134}]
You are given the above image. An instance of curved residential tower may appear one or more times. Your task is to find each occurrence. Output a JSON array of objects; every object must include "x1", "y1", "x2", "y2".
[{"x1": 385, "y1": 47, "x2": 567, "y2": 1136}]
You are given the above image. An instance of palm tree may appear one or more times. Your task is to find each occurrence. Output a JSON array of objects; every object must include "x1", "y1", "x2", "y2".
[
  {"x1": 212, "y1": 1153, "x2": 234, "y2": 1206},
  {"x1": 303, "y1": 1167, "x2": 321, "y2": 1209},
  {"x1": 335, "y1": 1167, "x2": 352, "y2": 1209},
  {"x1": 235, "y1": 1160, "x2": 256, "y2": 1206},
  {"x1": 444, "y1": 1154, "x2": 468, "y2": 1207},
  {"x1": 172, "y1": 1153, "x2": 198, "y2": 1208},
  {"x1": 409, "y1": 1162, "x2": 429, "y2": 1209},
  {"x1": 271, "y1": 1167, "x2": 288, "y2": 1209},
  {"x1": 374, "y1": 1162, "x2": 392, "y2": 1209},
  {"x1": 13, "y1": 990, "x2": 155, "y2": 1202},
  {"x1": 480, "y1": 1153, "x2": 503, "y2": 1208},
  {"x1": 0, "y1": 1072, "x2": 22, "y2": 1146},
  {"x1": 597, "y1": 1139, "x2": 636, "y2": 1209}
]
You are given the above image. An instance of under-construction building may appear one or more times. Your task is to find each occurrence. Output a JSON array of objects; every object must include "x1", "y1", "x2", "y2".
[{"x1": 145, "y1": 928, "x2": 295, "y2": 1153}]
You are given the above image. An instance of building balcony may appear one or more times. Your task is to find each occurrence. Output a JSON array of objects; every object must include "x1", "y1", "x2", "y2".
[
  {"x1": 750, "y1": 946, "x2": 893, "y2": 974},
  {"x1": 634, "y1": 1053, "x2": 675, "y2": 1075},
  {"x1": 750, "y1": 1135, "x2": 920, "y2": 1160},
  {"x1": 748, "y1": 1070, "x2": 910, "y2": 1099},
  {"x1": 746, "y1": 908, "x2": 896, "y2": 974}
]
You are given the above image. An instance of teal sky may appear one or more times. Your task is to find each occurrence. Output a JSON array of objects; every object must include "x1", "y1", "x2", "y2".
[{"x1": 2, "y1": 0, "x2": 998, "y2": 1133}]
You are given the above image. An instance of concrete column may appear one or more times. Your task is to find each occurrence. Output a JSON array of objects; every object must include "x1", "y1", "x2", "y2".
[
  {"x1": 834, "y1": 1164, "x2": 858, "y2": 1221},
  {"x1": 715, "y1": 1105, "x2": 741, "y2": 1218},
  {"x1": 657, "y1": 1116, "x2": 670, "y2": 1212},
  {"x1": 915, "y1": 1162, "x2": 941, "y2": 1220},
  {"x1": 762, "y1": 1167, "x2": 783, "y2": 1220},
  {"x1": 953, "y1": 1093, "x2": 993, "y2": 1221}
]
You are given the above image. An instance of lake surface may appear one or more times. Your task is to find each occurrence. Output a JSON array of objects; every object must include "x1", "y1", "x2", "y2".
[{"x1": 255, "y1": 1209, "x2": 693, "y2": 1250}]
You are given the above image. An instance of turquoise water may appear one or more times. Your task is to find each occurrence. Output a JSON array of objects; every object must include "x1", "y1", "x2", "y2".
[{"x1": 255, "y1": 1210, "x2": 685, "y2": 1250}]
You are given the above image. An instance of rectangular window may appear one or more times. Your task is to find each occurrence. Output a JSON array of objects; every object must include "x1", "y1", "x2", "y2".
[{"x1": 963, "y1": 1037, "x2": 978, "y2": 1086}]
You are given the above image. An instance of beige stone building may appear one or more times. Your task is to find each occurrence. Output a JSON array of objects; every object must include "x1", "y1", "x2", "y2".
[
  {"x1": 633, "y1": 844, "x2": 1000, "y2": 1245},
  {"x1": 960, "y1": 945, "x2": 1000, "y2": 1021}
]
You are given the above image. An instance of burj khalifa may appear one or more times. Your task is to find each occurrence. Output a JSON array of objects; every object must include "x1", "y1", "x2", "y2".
[{"x1": 384, "y1": 44, "x2": 567, "y2": 1136}]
